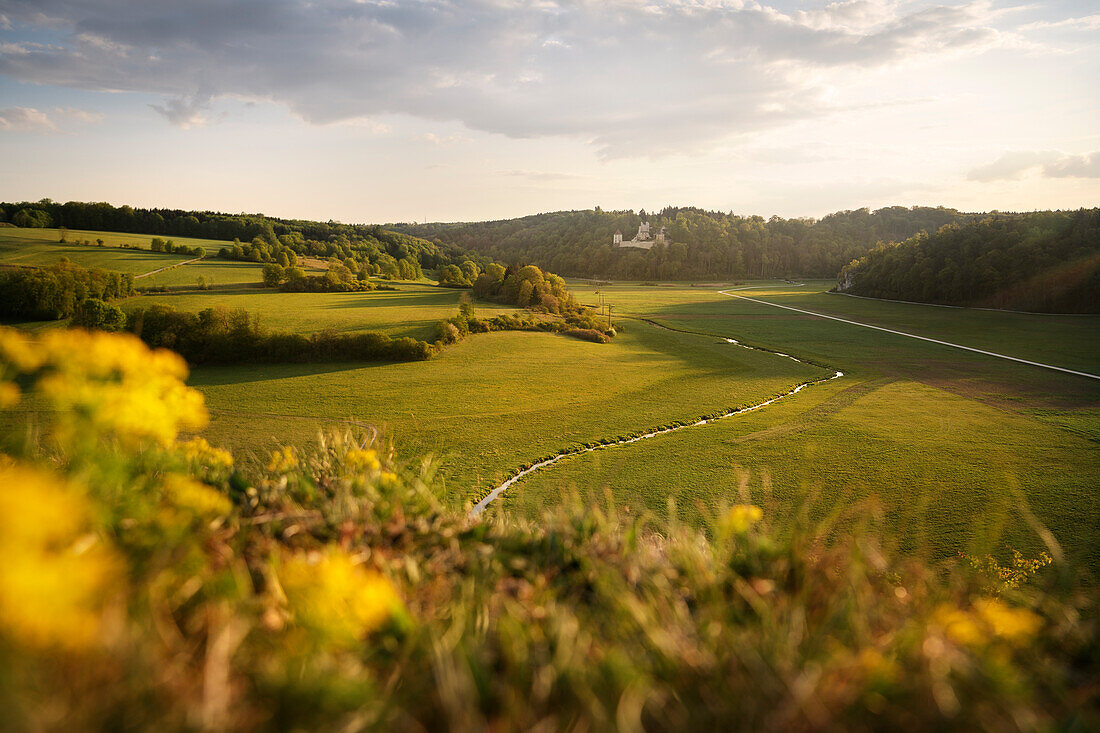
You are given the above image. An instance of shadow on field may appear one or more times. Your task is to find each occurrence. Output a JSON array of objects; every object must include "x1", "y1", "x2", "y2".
[
  {"x1": 186, "y1": 361, "x2": 391, "y2": 387},
  {"x1": 645, "y1": 295, "x2": 1100, "y2": 412}
]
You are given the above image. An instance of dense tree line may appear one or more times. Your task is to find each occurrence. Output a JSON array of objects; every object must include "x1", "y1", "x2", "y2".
[
  {"x1": 839, "y1": 209, "x2": 1100, "y2": 312},
  {"x1": 0, "y1": 198, "x2": 477, "y2": 275},
  {"x1": 150, "y1": 237, "x2": 205, "y2": 258},
  {"x1": 0, "y1": 261, "x2": 134, "y2": 320},
  {"x1": 127, "y1": 305, "x2": 434, "y2": 365},
  {"x1": 398, "y1": 206, "x2": 982, "y2": 281},
  {"x1": 435, "y1": 267, "x2": 615, "y2": 345},
  {"x1": 472, "y1": 263, "x2": 584, "y2": 316}
]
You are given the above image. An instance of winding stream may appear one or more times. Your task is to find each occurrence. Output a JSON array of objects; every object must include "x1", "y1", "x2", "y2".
[{"x1": 469, "y1": 330, "x2": 841, "y2": 516}]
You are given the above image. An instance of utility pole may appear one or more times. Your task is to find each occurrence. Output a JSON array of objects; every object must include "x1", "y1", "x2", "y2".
[{"x1": 607, "y1": 304, "x2": 612, "y2": 329}]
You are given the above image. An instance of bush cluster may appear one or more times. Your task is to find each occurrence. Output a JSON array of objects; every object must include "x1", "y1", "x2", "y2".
[
  {"x1": 263, "y1": 262, "x2": 393, "y2": 293},
  {"x1": 149, "y1": 237, "x2": 205, "y2": 257},
  {"x1": 128, "y1": 304, "x2": 434, "y2": 364},
  {"x1": 433, "y1": 299, "x2": 615, "y2": 346},
  {"x1": 0, "y1": 261, "x2": 134, "y2": 320},
  {"x1": 0, "y1": 326, "x2": 1095, "y2": 730}
]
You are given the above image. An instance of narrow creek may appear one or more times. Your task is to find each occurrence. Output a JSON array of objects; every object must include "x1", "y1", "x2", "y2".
[{"x1": 470, "y1": 330, "x2": 842, "y2": 517}]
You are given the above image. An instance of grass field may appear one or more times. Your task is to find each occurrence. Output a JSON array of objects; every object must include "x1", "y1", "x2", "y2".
[
  {"x1": 189, "y1": 322, "x2": 822, "y2": 504},
  {"x1": 9, "y1": 236, "x2": 1092, "y2": 568},
  {"x1": 0, "y1": 226, "x2": 335, "y2": 291},
  {"x1": 124, "y1": 283, "x2": 521, "y2": 340},
  {"x1": 0, "y1": 226, "x2": 228, "y2": 254},
  {"x1": 0, "y1": 236, "x2": 194, "y2": 274},
  {"x1": 506, "y1": 281, "x2": 1100, "y2": 566}
]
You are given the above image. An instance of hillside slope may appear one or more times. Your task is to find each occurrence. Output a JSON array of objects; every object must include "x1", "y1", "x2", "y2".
[
  {"x1": 397, "y1": 206, "x2": 980, "y2": 281},
  {"x1": 838, "y1": 209, "x2": 1100, "y2": 313}
]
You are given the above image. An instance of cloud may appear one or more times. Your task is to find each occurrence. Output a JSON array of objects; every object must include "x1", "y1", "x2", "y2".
[
  {"x1": 968, "y1": 151, "x2": 1100, "y2": 181},
  {"x1": 1019, "y1": 14, "x2": 1100, "y2": 32},
  {"x1": 149, "y1": 95, "x2": 210, "y2": 129},
  {"x1": 498, "y1": 169, "x2": 585, "y2": 182},
  {"x1": 0, "y1": 105, "x2": 102, "y2": 133},
  {"x1": 0, "y1": 1, "x2": 1016, "y2": 157}
]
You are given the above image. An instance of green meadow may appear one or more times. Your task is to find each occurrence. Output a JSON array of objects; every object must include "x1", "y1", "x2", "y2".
[
  {"x1": 191, "y1": 321, "x2": 819, "y2": 502},
  {"x1": 4, "y1": 228, "x2": 1096, "y2": 568},
  {"x1": 125, "y1": 283, "x2": 522, "y2": 340},
  {"x1": 510, "y1": 281, "x2": 1100, "y2": 566},
  {"x1": 0, "y1": 234, "x2": 193, "y2": 274}
]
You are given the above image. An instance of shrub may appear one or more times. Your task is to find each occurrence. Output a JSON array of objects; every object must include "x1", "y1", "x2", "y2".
[
  {"x1": 564, "y1": 327, "x2": 610, "y2": 343},
  {"x1": 71, "y1": 298, "x2": 126, "y2": 331}
]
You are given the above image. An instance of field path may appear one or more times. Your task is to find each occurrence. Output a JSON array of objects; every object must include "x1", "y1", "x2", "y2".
[
  {"x1": 718, "y1": 289, "x2": 1100, "y2": 381},
  {"x1": 135, "y1": 256, "x2": 203, "y2": 278}
]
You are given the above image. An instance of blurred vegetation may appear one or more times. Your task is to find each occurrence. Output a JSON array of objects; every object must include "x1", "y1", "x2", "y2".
[{"x1": 1, "y1": 326, "x2": 1096, "y2": 731}]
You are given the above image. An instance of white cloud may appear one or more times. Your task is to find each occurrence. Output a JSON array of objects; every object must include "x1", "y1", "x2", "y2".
[
  {"x1": 0, "y1": 0, "x2": 1018, "y2": 157},
  {"x1": 0, "y1": 105, "x2": 102, "y2": 133},
  {"x1": 968, "y1": 150, "x2": 1100, "y2": 181},
  {"x1": 149, "y1": 95, "x2": 210, "y2": 129}
]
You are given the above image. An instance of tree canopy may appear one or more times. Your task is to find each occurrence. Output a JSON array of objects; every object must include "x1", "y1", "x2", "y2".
[{"x1": 839, "y1": 209, "x2": 1100, "y2": 313}]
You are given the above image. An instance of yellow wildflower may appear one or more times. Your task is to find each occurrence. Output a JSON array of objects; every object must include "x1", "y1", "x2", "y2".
[
  {"x1": 974, "y1": 599, "x2": 1041, "y2": 644},
  {"x1": 934, "y1": 599, "x2": 1042, "y2": 648},
  {"x1": 164, "y1": 474, "x2": 232, "y2": 518},
  {"x1": 0, "y1": 381, "x2": 19, "y2": 407},
  {"x1": 1, "y1": 327, "x2": 208, "y2": 447},
  {"x1": 179, "y1": 437, "x2": 234, "y2": 470},
  {"x1": 934, "y1": 604, "x2": 984, "y2": 647},
  {"x1": 721, "y1": 504, "x2": 763, "y2": 535},
  {"x1": 0, "y1": 463, "x2": 115, "y2": 650},
  {"x1": 345, "y1": 448, "x2": 381, "y2": 473},
  {"x1": 280, "y1": 549, "x2": 403, "y2": 647},
  {"x1": 268, "y1": 446, "x2": 299, "y2": 473},
  {"x1": 0, "y1": 328, "x2": 41, "y2": 371}
]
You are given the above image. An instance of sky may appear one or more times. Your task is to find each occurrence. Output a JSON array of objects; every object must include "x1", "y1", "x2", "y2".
[{"x1": 0, "y1": 0, "x2": 1097, "y2": 224}]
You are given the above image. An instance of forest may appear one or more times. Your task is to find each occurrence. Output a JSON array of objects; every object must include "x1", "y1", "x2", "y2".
[
  {"x1": 0, "y1": 199, "x2": 475, "y2": 277},
  {"x1": 0, "y1": 261, "x2": 135, "y2": 320},
  {"x1": 838, "y1": 209, "x2": 1100, "y2": 313},
  {"x1": 396, "y1": 205, "x2": 983, "y2": 281}
]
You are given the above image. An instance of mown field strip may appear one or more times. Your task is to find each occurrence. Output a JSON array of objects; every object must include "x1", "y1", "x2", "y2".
[{"x1": 719, "y1": 290, "x2": 1100, "y2": 381}]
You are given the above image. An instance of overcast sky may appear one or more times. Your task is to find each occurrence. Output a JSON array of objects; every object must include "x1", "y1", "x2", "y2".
[{"x1": 0, "y1": 0, "x2": 1096, "y2": 223}]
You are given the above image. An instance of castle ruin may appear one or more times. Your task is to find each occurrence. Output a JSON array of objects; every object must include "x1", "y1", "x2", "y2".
[{"x1": 615, "y1": 221, "x2": 667, "y2": 250}]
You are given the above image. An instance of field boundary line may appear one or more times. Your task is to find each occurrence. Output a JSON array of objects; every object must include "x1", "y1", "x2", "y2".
[
  {"x1": 828, "y1": 290, "x2": 1098, "y2": 317},
  {"x1": 135, "y1": 256, "x2": 204, "y2": 278},
  {"x1": 718, "y1": 289, "x2": 1100, "y2": 381}
]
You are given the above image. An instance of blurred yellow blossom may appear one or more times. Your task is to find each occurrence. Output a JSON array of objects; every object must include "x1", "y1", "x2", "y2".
[
  {"x1": 934, "y1": 598, "x2": 1042, "y2": 648},
  {"x1": 0, "y1": 381, "x2": 19, "y2": 407},
  {"x1": 268, "y1": 446, "x2": 299, "y2": 473},
  {"x1": 0, "y1": 463, "x2": 115, "y2": 650},
  {"x1": 180, "y1": 437, "x2": 234, "y2": 470},
  {"x1": 0, "y1": 327, "x2": 207, "y2": 447},
  {"x1": 0, "y1": 328, "x2": 41, "y2": 372},
  {"x1": 164, "y1": 474, "x2": 232, "y2": 518},
  {"x1": 974, "y1": 599, "x2": 1041, "y2": 644},
  {"x1": 345, "y1": 448, "x2": 381, "y2": 473},
  {"x1": 281, "y1": 549, "x2": 403, "y2": 647},
  {"x1": 721, "y1": 504, "x2": 763, "y2": 535}
]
